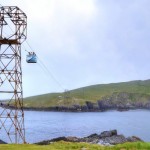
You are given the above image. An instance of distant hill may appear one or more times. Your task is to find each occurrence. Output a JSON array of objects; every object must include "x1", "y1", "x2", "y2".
[{"x1": 23, "y1": 79, "x2": 150, "y2": 109}]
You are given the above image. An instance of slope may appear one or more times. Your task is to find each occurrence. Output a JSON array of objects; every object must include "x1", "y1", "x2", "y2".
[{"x1": 23, "y1": 79, "x2": 150, "y2": 108}]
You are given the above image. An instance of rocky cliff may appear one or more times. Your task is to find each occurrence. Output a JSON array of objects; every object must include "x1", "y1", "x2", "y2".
[{"x1": 23, "y1": 92, "x2": 150, "y2": 112}]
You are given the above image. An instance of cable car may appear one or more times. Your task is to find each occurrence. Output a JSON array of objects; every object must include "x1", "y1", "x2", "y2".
[{"x1": 26, "y1": 52, "x2": 37, "y2": 63}]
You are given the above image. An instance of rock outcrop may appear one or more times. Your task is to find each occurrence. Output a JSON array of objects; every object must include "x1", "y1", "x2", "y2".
[
  {"x1": 97, "y1": 92, "x2": 150, "y2": 111},
  {"x1": 36, "y1": 130, "x2": 143, "y2": 146},
  {"x1": 0, "y1": 139, "x2": 7, "y2": 144}
]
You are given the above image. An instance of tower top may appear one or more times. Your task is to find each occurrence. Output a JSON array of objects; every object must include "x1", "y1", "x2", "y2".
[{"x1": 0, "y1": 6, "x2": 27, "y2": 44}]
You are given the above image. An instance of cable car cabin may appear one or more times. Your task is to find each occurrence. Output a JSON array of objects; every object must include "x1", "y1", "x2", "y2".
[{"x1": 26, "y1": 53, "x2": 37, "y2": 63}]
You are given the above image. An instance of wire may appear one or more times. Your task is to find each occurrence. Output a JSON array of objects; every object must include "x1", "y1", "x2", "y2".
[
  {"x1": 22, "y1": 42, "x2": 64, "y2": 90},
  {"x1": 22, "y1": 45, "x2": 31, "y2": 54},
  {"x1": 24, "y1": 37, "x2": 66, "y2": 91},
  {"x1": 37, "y1": 56, "x2": 65, "y2": 91},
  {"x1": 23, "y1": 42, "x2": 65, "y2": 91},
  {"x1": 0, "y1": 4, "x2": 66, "y2": 92},
  {"x1": 25, "y1": 41, "x2": 34, "y2": 52}
]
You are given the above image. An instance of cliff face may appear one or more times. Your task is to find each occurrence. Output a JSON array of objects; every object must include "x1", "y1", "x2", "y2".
[{"x1": 97, "y1": 92, "x2": 150, "y2": 110}]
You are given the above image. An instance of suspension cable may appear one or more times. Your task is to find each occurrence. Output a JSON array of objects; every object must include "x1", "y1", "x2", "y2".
[
  {"x1": 0, "y1": 3, "x2": 66, "y2": 92},
  {"x1": 23, "y1": 41, "x2": 65, "y2": 91},
  {"x1": 23, "y1": 36, "x2": 66, "y2": 91}
]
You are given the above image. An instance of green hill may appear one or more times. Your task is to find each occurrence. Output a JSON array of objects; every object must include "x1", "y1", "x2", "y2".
[{"x1": 23, "y1": 79, "x2": 150, "y2": 108}]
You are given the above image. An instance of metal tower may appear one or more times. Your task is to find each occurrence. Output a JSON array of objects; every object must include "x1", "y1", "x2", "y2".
[{"x1": 0, "y1": 6, "x2": 27, "y2": 143}]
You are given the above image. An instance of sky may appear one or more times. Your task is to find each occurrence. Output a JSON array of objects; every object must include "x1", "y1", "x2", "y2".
[{"x1": 1, "y1": 0, "x2": 150, "y2": 97}]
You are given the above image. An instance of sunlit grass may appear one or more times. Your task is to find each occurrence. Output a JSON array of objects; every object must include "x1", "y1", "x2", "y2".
[{"x1": 0, "y1": 142, "x2": 150, "y2": 150}]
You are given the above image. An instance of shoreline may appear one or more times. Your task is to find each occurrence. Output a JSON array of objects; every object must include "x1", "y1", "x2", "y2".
[
  {"x1": 0, "y1": 129, "x2": 143, "y2": 145},
  {"x1": 22, "y1": 107, "x2": 150, "y2": 112},
  {"x1": 35, "y1": 129, "x2": 143, "y2": 146},
  {"x1": 1, "y1": 106, "x2": 150, "y2": 113}
]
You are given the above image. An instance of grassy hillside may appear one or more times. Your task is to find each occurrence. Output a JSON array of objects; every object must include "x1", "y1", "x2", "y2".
[
  {"x1": 0, "y1": 142, "x2": 150, "y2": 150},
  {"x1": 23, "y1": 79, "x2": 150, "y2": 108}
]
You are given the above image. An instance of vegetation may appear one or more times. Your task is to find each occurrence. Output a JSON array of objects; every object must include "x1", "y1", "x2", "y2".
[
  {"x1": 23, "y1": 79, "x2": 150, "y2": 108},
  {"x1": 0, "y1": 142, "x2": 150, "y2": 150}
]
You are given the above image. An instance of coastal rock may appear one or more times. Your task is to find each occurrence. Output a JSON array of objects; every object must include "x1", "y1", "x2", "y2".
[
  {"x1": 35, "y1": 130, "x2": 143, "y2": 146},
  {"x1": 99, "y1": 130, "x2": 117, "y2": 138},
  {"x1": 97, "y1": 92, "x2": 150, "y2": 111},
  {"x1": 0, "y1": 139, "x2": 7, "y2": 144},
  {"x1": 81, "y1": 133, "x2": 100, "y2": 144},
  {"x1": 65, "y1": 136, "x2": 80, "y2": 142},
  {"x1": 86, "y1": 133, "x2": 99, "y2": 139},
  {"x1": 36, "y1": 137, "x2": 67, "y2": 145},
  {"x1": 82, "y1": 130, "x2": 127, "y2": 145},
  {"x1": 100, "y1": 135, "x2": 127, "y2": 145},
  {"x1": 85, "y1": 101, "x2": 99, "y2": 111},
  {"x1": 36, "y1": 136, "x2": 80, "y2": 145},
  {"x1": 127, "y1": 136, "x2": 143, "y2": 142},
  {"x1": 86, "y1": 101, "x2": 94, "y2": 110}
]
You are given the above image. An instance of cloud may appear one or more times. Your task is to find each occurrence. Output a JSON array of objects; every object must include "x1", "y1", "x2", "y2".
[{"x1": 1, "y1": 0, "x2": 150, "y2": 96}]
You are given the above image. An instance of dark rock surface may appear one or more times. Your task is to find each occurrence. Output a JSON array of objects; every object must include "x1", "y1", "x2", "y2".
[
  {"x1": 35, "y1": 130, "x2": 143, "y2": 146},
  {"x1": 97, "y1": 92, "x2": 150, "y2": 111},
  {"x1": 126, "y1": 136, "x2": 143, "y2": 142},
  {"x1": 98, "y1": 135, "x2": 128, "y2": 145},
  {"x1": 99, "y1": 130, "x2": 117, "y2": 138},
  {"x1": 0, "y1": 139, "x2": 7, "y2": 144}
]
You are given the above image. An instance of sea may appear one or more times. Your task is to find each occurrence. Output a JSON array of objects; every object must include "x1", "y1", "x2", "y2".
[{"x1": 0, "y1": 109, "x2": 150, "y2": 143}]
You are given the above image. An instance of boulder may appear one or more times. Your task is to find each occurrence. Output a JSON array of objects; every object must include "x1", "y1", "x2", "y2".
[
  {"x1": 81, "y1": 137, "x2": 99, "y2": 144},
  {"x1": 127, "y1": 136, "x2": 143, "y2": 142},
  {"x1": 100, "y1": 135, "x2": 127, "y2": 145},
  {"x1": 100, "y1": 130, "x2": 117, "y2": 138},
  {"x1": 86, "y1": 133, "x2": 99, "y2": 139},
  {"x1": 36, "y1": 137, "x2": 67, "y2": 145},
  {"x1": 65, "y1": 136, "x2": 80, "y2": 142}
]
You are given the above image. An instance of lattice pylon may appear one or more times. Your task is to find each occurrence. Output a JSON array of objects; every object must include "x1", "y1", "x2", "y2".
[{"x1": 0, "y1": 6, "x2": 27, "y2": 143}]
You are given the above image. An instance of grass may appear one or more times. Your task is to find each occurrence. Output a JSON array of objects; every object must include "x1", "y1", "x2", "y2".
[
  {"x1": 23, "y1": 79, "x2": 150, "y2": 108},
  {"x1": 0, "y1": 142, "x2": 150, "y2": 150}
]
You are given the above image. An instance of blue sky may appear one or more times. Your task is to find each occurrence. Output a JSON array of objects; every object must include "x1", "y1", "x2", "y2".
[{"x1": 1, "y1": 0, "x2": 150, "y2": 97}]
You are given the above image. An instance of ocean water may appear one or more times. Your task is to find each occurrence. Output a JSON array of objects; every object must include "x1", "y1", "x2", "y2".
[{"x1": 1, "y1": 109, "x2": 150, "y2": 143}]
